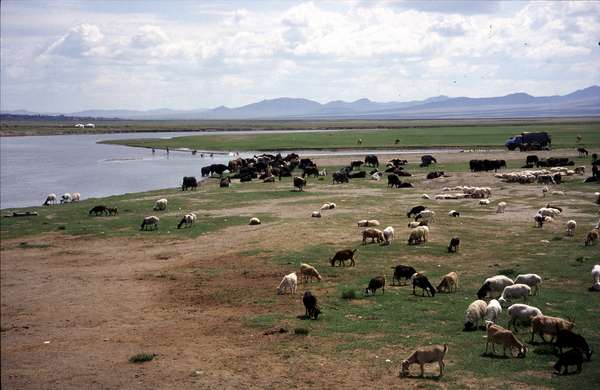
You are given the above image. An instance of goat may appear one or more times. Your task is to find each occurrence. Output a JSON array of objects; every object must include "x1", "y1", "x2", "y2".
[
  {"x1": 412, "y1": 273, "x2": 436, "y2": 297},
  {"x1": 436, "y1": 272, "x2": 458, "y2": 293},
  {"x1": 400, "y1": 344, "x2": 447, "y2": 378},
  {"x1": 485, "y1": 322, "x2": 527, "y2": 358},
  {"x1": 391, "y1": 264, "x2": 417, "y2": 286},
  {"x1": 330, "y1": 249, "x2": 357, "y2": 267},
  {"x1": 447, "y1": 237, "x2": 460, "y2": 253},
  {"x1": 303, "y1": 291, "x2": 321, "y2": 320},
  {"x1": 364, "y1": 276, "x2": 385, "y2": 296}
]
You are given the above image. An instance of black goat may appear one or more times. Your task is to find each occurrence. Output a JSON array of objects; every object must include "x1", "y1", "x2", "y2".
[
  {"x1": 364, "y1": 276, "x2": 385, "y2": 295},
  {"x1": 448, "y1": 237, "x2": 460, "y2": 253},
  {"x1": 555, "y1": 329, "x2": 593, "y2": 361},
  {"x1": 412, "y1": 273, "x2": 436, "y2": 297},
  {"x1": 407, "y1": 205, "x2": 426, "y2": 218},
  {"x1": 330, "y1": 249, "x2": 357, "y2": 267},
  {"x1": 303, "y1": 291, "x2": 321, "y2": 320},
  {"x1": 391, "y1": 265, "x2": 416, "y2": 285},
  {"x1": 553, "y1": 349, "x2": 583, "y2": 375}
]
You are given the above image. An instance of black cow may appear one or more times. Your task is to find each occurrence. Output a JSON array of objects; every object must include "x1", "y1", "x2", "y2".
[
  {"x1": 181, "y1": 176, "x2": 198, "y2": 191},
  {"x1": 332, "y1": 172, "x2": 349, "y2": 184},
  {"x1": 420, "y1": 155, "x2": 437, "y2": 167},
  {"x1": 365, "y1": 155, "x2": 379, "y2": 167},
  {"x1": 388, "y1": 174, "x2": 401, "y2": 188}
]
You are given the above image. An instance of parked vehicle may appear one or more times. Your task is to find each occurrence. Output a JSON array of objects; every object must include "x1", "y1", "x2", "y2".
[{"x1": 505, "y1": 132, "x2": 551, "y2": 151}]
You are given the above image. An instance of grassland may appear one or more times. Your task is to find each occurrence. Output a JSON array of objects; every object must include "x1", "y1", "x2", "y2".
[
  {"x1": 2, "y1": 150, "x2": 599, "y2": 388},
  {"x1": 102, "y1": 121, "x2": 600, "y2": 151}
]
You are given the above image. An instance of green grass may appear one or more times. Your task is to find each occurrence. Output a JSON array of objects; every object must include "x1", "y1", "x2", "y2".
[
  {"x1": 102, "y1": 122, "x2": 600, "y2": 151},
  {"x1": 128, "y1": 353, "x2": 157, "y2": 363}
]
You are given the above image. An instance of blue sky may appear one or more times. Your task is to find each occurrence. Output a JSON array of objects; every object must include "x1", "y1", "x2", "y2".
[{"x1": 1, "y1": 0, "x2": 599, "y2": 112}]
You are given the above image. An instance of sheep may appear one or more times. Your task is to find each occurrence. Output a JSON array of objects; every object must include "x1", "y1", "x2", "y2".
[
  {"x1": 249, "y1": 217, "x2": 261, "y2": 225},
  {"x1": 421, "y1": 194, "x2": 431, "y2": 200},
  {"x1": 447, "y1": 237, "x2": 460, "y2": 253},
  {"x1": 477, "y1": 275, "x2": 514, "y2": 299},
  {"x1": 399, "y1": 344, "x2": 448, "y2": 378},
  {"x1": 514, "y1": 274, "x2": 542, "y2": 295},
  {"x1": 415, "y1": 210, "x2": 435, "y2": 223},
  {"x1": 448, "y1": 210, "x2": 460, "y2": 217},
  {"x1": 407, "y1": 221, "x2": 421, "y2": 228},
  {"x1": 590, "y1": 264, "x2": 600, "y2": 292},
  {"x1": 311, "y1": 211, "x2": 322, "y2": 218},
  {"x1": 60, "y1": 193, "x2": 72, "y2": 203},
  {"x1": 407, "y1": 205, "x2": 426, "y2": 218},
  {"x1": 498, "y1": 284, "x2": 532, "y2": 306},
  {"x1": 553, "y1": 349, "x2": 584, "y2": 375},
  {"x1": 412, "y1": 273, "x2": 436, "y2": 297},
  {"x1": 543, "y1": 215, "x2": 554, "y2": 224},
  {"x1": 436, "y1": 272, "x2": 458, "y2": 293},
  {"x1": 299, "y1": 263, "x2": 322, "y2": 283},
  {"x1": 371, "y1": 172, "x2": 382, "y2": 180},
  {"x1": 357, "y1": 219, "x2": 380, "y2": 227},
  {"x1": 153, "y1": 198, "x2": 168, "y2": 211},
  {"x1": 463, "y1": 299, "x2": 487, "y2": 331},
  {"x1": 391, "y1": 264, "x2": 417, "y2": 286},
  {"x1": 43, "y1": 193, "x2": 57, "y2": 206},
  {"x1": 71, "y1": 192, "x2": 81, "y2": 202},
  {"x1": 364, "y1": 276, "x2": 385, "y2": 296},
  {"x1": 530, "y1": 314, "x2": 574, "y2": 343},
  {"x1": 177, "y1": 213, "x2": 196, "y2": 229},
  {"x1": 585, "y1": 229, "x2": 599, "y2": 246},
  {"x1": 485, "y1": 299, "x2": 502, "y2": 324},
  {"x1": 555, "y1": 329, "x2": 593, "y2": 361},
  {"x1": 538, "y1": 207, "x2": 560, "y2": 218},
  {"x1": 320, "y1": 203, "x2": 331, "y2": 210},
  {"x1": 534, "y1": 213, "x2": 545, "y2": 228},
  {"x1": 408, "y1": 226, "x2": 429, "y2": 245},
  {"x1": 565, "y1": 220, "x2": 577, "y2": 237},
  {"x1": 552, "y1": 191, "x2": 565, "y2": 196},
  {"x1": 382, "y1": 226, "x2": 394, "y2": 245},
  {"x1": 496, "y1": 201, "x2": 507, "y2": 213},
  {"x1": 485, "y1": 323, "x2": 527, "y2": 358},
  {"x1": 303, "y1": 291, "x2": 321, "y2": 320},
  {"x1": 330, "y1": 249, "x2": 357, "y2": 267},
  {"x1": 140, "y1": 216, "x2": 159, "y2": 231},
  {"x1": 328, "y1": 202, "x2": 336, "y2": 209},
  {"x1": 276, "y1": 272, "x2": 297, "y2": 295},
  {"x1": 507, "y1": 304, "x2": 543, "y2": 332},
  {"x1": 479, "y1": 199, "x2": 490, "y2": 206},
  {"x1": 362, "y1": 228, "x2": 384, "y2": 244}
]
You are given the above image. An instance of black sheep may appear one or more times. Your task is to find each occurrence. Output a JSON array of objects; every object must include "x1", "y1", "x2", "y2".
[
  {"x1": 303, "y1": 291, "x2": 321, "y2": 320},
  {"x1": 555, "y1": 329, "x2": 593, "y2": 361},
  {"x1": 391, "y1": 265, "x2": 416, "y2": 285},
  {"x1": 412, "y1": 274, "x2": 436, "y2": 297},
  {"x1": 448, "y1": 237, "x2": 460, "y2": 253},
  {"x1": 477, "y1": 282, "x2": 491, "y2": 299},
  {"x1": 364, "y1": 276, "x2": 385, "y2": 295},
  {"x1": 553, "y1": 349, "x2": 583, "y2": 375},
  {"x1": 407, "y1": 205, "x2": 426, "y2": 218}
]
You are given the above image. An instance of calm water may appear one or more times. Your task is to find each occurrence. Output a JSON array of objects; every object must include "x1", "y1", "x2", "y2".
[{"x1": 1, "y1": 131, "x2": 474, "y2": 209}]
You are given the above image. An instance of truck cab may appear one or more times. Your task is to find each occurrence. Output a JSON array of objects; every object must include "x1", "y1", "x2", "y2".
[{"x1": 505, "y1": 132, "x2": 551, "y2": 151}]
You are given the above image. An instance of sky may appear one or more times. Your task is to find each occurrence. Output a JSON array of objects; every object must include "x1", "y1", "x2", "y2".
[{"x1": 1, "y1": 0, "x2": 599, "y2": 112}]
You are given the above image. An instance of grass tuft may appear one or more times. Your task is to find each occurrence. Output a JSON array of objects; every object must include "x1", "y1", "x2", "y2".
[
  {"x1": 17, "y1": 241, "x2": 50, "y2": 249},
  {"x1": 294, "y1": 328, "x2": 309, "y2": 335},
  {"x1": 497, "y1": 268, "x2": 516, "y2": 277},
  {"x1": 128, "y1": 353, "x2": 157, "y2": 363},
  {"x1": 341, "y1": 289, "x2": 357, "y2": 300}
]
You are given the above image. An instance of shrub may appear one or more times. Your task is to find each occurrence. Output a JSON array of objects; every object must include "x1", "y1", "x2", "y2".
[
  {"x1": 294, "y1": 328, "x2": 309, "y2": 335},
  {"x1": 129, "y1": 353, "x2": 157, "y2": 363},
  {"x1": 342, "y1": 289, "x2": 357, "y2": 300}
]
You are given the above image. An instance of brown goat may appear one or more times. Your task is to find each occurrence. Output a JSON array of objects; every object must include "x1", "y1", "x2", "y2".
[
  {"x1": 486, "y1": 323, "x2": 527, "y2": 357},
  {"x1": 530, "y1": 314, "x2": 574, "y2": 343},
  {"x1": 436, "y1": 272, "x2": 458, "y2": 293},
  {"x1": 400, "y1": 344, "x2": 448, "y2": 378}
]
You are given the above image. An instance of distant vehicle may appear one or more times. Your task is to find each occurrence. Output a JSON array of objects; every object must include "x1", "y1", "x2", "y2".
[
  {"x1": 505, "y1": 132, "x2": 551, "y2": 151},
  {"x1": 74, "y1": 123, "x2": 85, "y2": 128},
  {"x1": 84, "y1": 123, "x2": 96, "y2": 128}
]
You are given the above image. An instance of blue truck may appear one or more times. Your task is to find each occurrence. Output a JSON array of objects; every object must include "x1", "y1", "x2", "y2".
[{"x1": 505, "y1": 132, "x2": 552, "y2": 151}]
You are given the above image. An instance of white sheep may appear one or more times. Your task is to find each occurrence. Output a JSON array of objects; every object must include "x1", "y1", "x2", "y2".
[
  {"x1": 496, "y1": 201, "x2": 507, "y2": 213},
  {"x1": 276, "y1": 272, "x2": 297, "y2": 295},
  {"x1": 312, "y1": 211, "x2": 322, "y2": 218},
  {"x1": 43, "y1": 193, "x2": 57, "y2": 206},
  {"x1": 479, "y1": 199, "x2": 490, "y2": 206},
  {"x1": 61, "y1": 193, "x2": 72, "y2": 203},
  {"x1": 407, "y1": 221, "x2": 421, "y2": 228},
  {"x1": 498, "y1": 284, "x2": 532, "y2": 306},
  {"x1": 478, "y1": 275, "x2": 514, "y2": 299},
  {"x1": 153, "y1": 198, "x2": 168, "y2": 211},
  {"x1": 590, "y1": 264, "x2": 600, "y2": 292},
  {"x1": 71, "y1": 192, "x2": 81, "y2": 202},
  {"x1": 485, "y1": 299, "x2": 502, "y2": 324},
  {"x1": 464, "y1": 299, "x2": 488, "y2": 331},
  {"x1": 320, "y1": 203, "x2": 331, "y2": 210},
  {"x1": 383, "y1": 226, "x2": 394, "y2": 245},
  {"x1": 552, "y1": 191, "x2": 565, "y2": 196},
  {"x1": 249, "y1": 217, "x2": 261, "y2": 225},
  {"x1": 422, "y1": 194, "x2": 431, "y2": 200},
  {"x1": 371, "y1": 172, "x2": 382, "y2": 180},
  {"x1": 408, "y1": 225, "x2": 429, "y2": 245},
  {"x1": 140, "y1": 215, "x2": 160, "y2": 230},
  {"x1": 415, "y1": 210, "x2": 435, "y2": 224},
  {"x1": 538, "y1": 207, "x2": 560, "y2": 218},
  {"x1": 357, "y1": 219, "x2": 380, "y2": 227},
  {"x1": 507, "y1": 303, "x2": 543, "y2": 332},
  {"x1": 514, "y1": 274, "x2": 542, "y2": 295},
  {"x1": 566, "y1": 220, "x2": 577, "y2": 236}
]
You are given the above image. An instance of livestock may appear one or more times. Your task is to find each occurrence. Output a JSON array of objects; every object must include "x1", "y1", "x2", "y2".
[
  {"x1": 448, "y1": 210, "x2": 460, "y2": 217},
  {"x1": 485, "y1": 299, "x2": 502, "y2": 324},
  {"x1": 485, "y1": 323, "x2": 527, "y2": 358},
  {"x1": 477, "y1": 275, "x2": 514, "y2": 299},
  {"x1": 330, "y1": 249, "x2": 357, "y2": 267},
  {"x1": 574, "y1": 166, "x2": 585, "y2": 175},
  {"x1": 408, "y1": 226, "x2": 429, "y2": 245},
  {"x1": 364, "y1": 276, "x2": 385, "y2": 295},
  {"x1": 566, "y1": 220, "x2": 577, "y2": 236},
  {"x1": 415, "y1": 210, "x2": 435, "y2": 223},
  {"x1": 526, "y1": 155, "x2": 539, "y2": 165},
  {"x1": 302, "y1": 166, "x2": 320, "y2": 178},
  {"x1": 407, "y1": 205, "x2": 426, "y2": 218},
  {"x1": 391, "y1": 264, "x2": 417, "y2": 286},
  {"x1": 61, "y1": 193, "x2": 72, "y2": 203},
  {"x1": 371, "y1": 172, "x2": 383, "y2": 180},
  {"x1": 350, "y1": 160, "x2": 363, "y2": 169},
  {"x1": 89, "y1": 205, "x2": 108, "y2": 216},
  {"x1": 514, "y1": 274, "x2": 542, "y2": 295},
  {"x1": 507, "y1": 304, "x2": 543, "y2": 332},
  {"x1": 153, "y1": 198, "x2": 168, "y2": 211},
  {"x1": 534, "y1": 213, "x2": 545, "y2": 228},
  {"x1": 555, "y1": 329, "x2": 593, "y2": 361},
  {"x1": 303, "y1": 291, "x2": 321, "y2": 320},
  {"x1": 71, "y1": 192, "x2": 81, "y2": 202},
  {"x1": 220, "y1": 177, "x2": 231, "y2": 187},
  {"x1": 332, "y1": 172, "x2": 349, "y2": 184},
  {"x1": 463, "y1": 299, "x2": 487, "y2": 331},
  {"x1": 590, "y1": 264, "x2": 600, "y2": 292},
  {"x1": 498, "y1": 284, "x2": 532, "y2": 306},
  {"x1": 407, "y1": 221, "x2": 423, "y2": 228},
  {"x1": 293, "y1": 176, "x2": 307, "y2": 191},
  {"x1": 422, "y1": 194, "x2": 431, "y2": 199},
  {"x1": 400, "y1": 344, "x2": 447, "y2": 378},
  {"x1": 479, "y1": 199, "x2": 490, "y2": 206},
  {"x1": 299, "y1": 263, "x2": 322, "y2": 283},
  {"x1": 177, "y1": 213, "x2": 196, "y2": 229},
  {"x1": 585, "y1": 229, "x2": 599, "y2": 246},
  {"x1": 364, "y1": 154, "x2": 379, "y2": 167},
  {"x1": 181, "y1": 176, "x2": 198, "y2": 191},
  {"x1": 107, "y1": 207, "x2": 118, "y2": 216},
  {"x1": 140, "y1": 216, "x2": 159, "y2": 231},
  {"x1": 536, "y1": 157, "x2": 574, "y2": 167},
  {"x1": 263, "y1": 176, "x2": 275, "y2": 183},
  {"x1": 469, "y1": 159, "x2": 506, "y2": 172},
  {"x1": 320, "y1": 203, "x2": 332, "y2": 210},
  {"x1": 382, "y1": 226, "x2": 395, "y2": 245},
  {"x1": 496, "y1": 201, "x2": 507, "y2": 213},
  {"x1": 553, "y1": 349, "x2": 584, "y2": 375},
  {"x1": 347, "y1": 170, "x2": 367, "y2": 179},
  {"x1": 249, "y1": 217, "x2": 261, "y2": 225},
  {"x1": 412, "y1": 273, "x2": 436, "y2": 297},
  {"x1": 436, "y1": 272, "x2": 458, "y2": 293},
  {"x1": 357, "y1": 219, "x2": 380, "y2": 227},
  {"x1": 539, "y1": 206, "x2": 561, "y2": 217},
  {"x1": 43, "y1": 193, "x2": 57, "y2": 206},
  {"x1": 447, "y1": 237, "x2": 460, "y2": 253},
  {"x1": 311, "y1": 211, "x2": 321, "y2": 218},
  {"x1": 420, "y1": 155, "x2": 437, "y2": 167},
  {"x1": 387, "y1": 174, "x2": 402, "y2": 188},
  {"x1": 426, "y1": 171, "x2": 445, "y2": 180},
  {"x1": 531, "y1": 314, "x2": 574, "y2": 343},
  {"x1": 363, "y1": 228, "x2": 384, "y2": 244},
  {"x1": 276, "y1": 272, "x2": 298, "y2": 295},
  {"x1": 298, "y1": 158, "x2": 315, "y2": 170},
  {"x1": 577, "y1": 147, "x2": 589, "y2": 157}
]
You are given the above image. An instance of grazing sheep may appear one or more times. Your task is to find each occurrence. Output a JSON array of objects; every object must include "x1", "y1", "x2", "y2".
[
  {"x1": 71, "y1": 192, "x2": 81, "y2": 202},
  {"x1": 391, "y1": 265, "x2": 417, "y2": 286},
  {"x1": 399, "y1": 344, "x2": 448, "y2": 378},
  {"x1": 43, "y1": 193, "x2": 57, "y2": 206},
  {"x1": 60, "y1": 193, "x2": 72, "y2": 203},
  {"x1": 364, "y1": 276, "x2": 385, "y2": 296},
  {"x1": 477, "y1": 275, "x2": 514, "y2": 299},
  {"x1": 566, "y1": 220, "x2": 577, "y2": 236},
  {"x1": 303, "y1": 291, "x2": 321, "y2": 320},
  {"x1": 408, "y1": 226, "x2": 429, "y2": 245},
  {"x1": 320, "y1": 203, "x2": 331, "y2": 210},
  {"x1": 436, "y1": 272, "x2": 458, "y2": 293},
  {"x1": 496, "y1": 201, "x2": 507, "y2": 213},
  {"x1": 362, "y1": 228, "x2": 384, "y2": 244},
  {"x1": 299, "y1": 263, "x2": 322, "y2": 283},
  {"x1": 330, "y1": 249, "x2": 357, "y2": 267},
  {"x1": 464, "y1": 299, "x2": 488, "y2": 331},
  {"x1": 383, "y1": 226, "x2": 394, "y2": 245},
  {"x1": 407, "y1": 205, "x2": 426, "y2": 218},
  {"x1": 479, "y1": 199, "x2": 490, "y2": 206},
  {"x1": 357, "y1": 219, "x2": 380, "y2": 227},
  {"x1": 485, "y1": 299, "x2": 502, "y2": 324},
  {"x1": 412, "y1": 273, "x2": 436, "y2": 297},
  {"x1": 585, "y1": 229, "x2": 599, "y2": 246},
  {"x1": 513, "y1": 274, "x2": 542, "y2": 296},
  {"x1": 485, "y1": 323, "x2": 527, "y2": 357},
  {"x1": 447, "y1": 237, "x2": 460, "y2": 253},
  {"x1": 531, "y1": 314, "x2": 574, "y2": 343},
  {"x1": 153, "y1": 198, "x2": 168, "y2": 211},
  {"x1": 422, "y1": 194, "x2": 431, "y2": 200},
  {"x1": 311, "y1": 211, "x2": 322, "y2": 218},
  {"x1": 293, "y1": 176, "x2": 307, "y2": 191},
  {"x1": 415, "y1": 210, "x2": 435, "y2": 223},
  {"x1": 249, "y1": 217, "x2": 261, "y2": 225},
  {"x1": 177, "y1": 213, "x2": 197, "y2": 229},
  {"x1": 534, "y1": 213, "x2": 545, "y2": 228},
  {"x1": 448, "y1": 210, "x2": 460, "y2": 217},
  {"x1": 552, "y1": 191, "x2": 565, "y2": 196},
  {"x1": 553, "y1": 349, "x2": 584, "y2": 375},
  {"x1": 555, "y1": 329, "x2": 593, "y2": 361},
  {"x1": 140, "y1": 216, "x2": 160, "y2": 231},
  {"x1": 507, "y1": 304, "x2": 543, "y2": 332},
  {"x1": 590, "y1": 264, "x2": 600, "y2": 292},
  {"x1": 276, "y1": 272, "x2": 297, "y2": 295},
  {"x1": 538, "y1": 207, "x2": 561, "y2": 217},
  {"x1": 408, "y1": 221, "x2": 421, "y2": 228},
  {"x1": 498, "y1": 284, "x2": 532, "y2": 306}
]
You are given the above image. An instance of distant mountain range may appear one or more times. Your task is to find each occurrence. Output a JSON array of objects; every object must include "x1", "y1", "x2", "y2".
[{"x1": 3, "y1": 86, "x2": 599, "y2": 120}]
